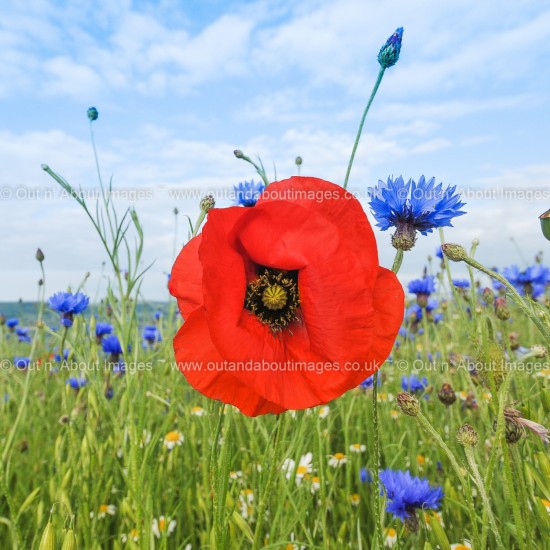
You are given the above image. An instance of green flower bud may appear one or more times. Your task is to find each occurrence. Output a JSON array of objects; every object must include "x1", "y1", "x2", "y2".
[
  {"x1": 457, "y1": 423, "x2": 478, "y2": 447},
  {"x1": 437, "y1": 383, "x2": 457, "y2": 406},
  {"x1": 200, "y1": 194, "x2": 216, "y2": 212},
  {"x1": 442, "y1": 243, "x2": 467, "y2": 262},
  {"x1": 396, "y1": 392, "x2": 420, "y2": 416}
]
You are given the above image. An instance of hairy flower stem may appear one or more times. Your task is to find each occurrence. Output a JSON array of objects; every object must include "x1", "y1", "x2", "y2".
[
  {"x1": 391, "y1": 249, "x2": 404, "y2": 274},
  {"x1": 252, "y1": 414, "x2": 286, "y2": 550},
  {"x1": 414, "y1": 413, "x2": 479, "y2": 545},
  {"x1": 464, "y1": 446, "x2": 503, "y2": 549},
  {"x1": 371, "y1": 371, "x2": 384, "y2": 549},
  {"x1": 343, "y1": 67, "x2": 385, "y2": 190},
  {"x1": 439, "y1": 229, "x2": 468, "y2": 326}
]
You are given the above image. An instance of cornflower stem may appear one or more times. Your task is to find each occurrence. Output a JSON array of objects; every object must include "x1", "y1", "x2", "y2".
[
  {"x1": 252, "y1": 414, "x2": 287, "y2": 550},
  {"x1": 343, "y1": 67, "x2": 386, "y2": 190},
  {"x1": 463, "y1": 446, "x2": 502, "y2": 549},
  {"x1": 192, "y1": 210, "x2": 207, "y2": 238},
  {"x1": 371, "y1": 371, "x2": 384, "y2": 549},
  {"x1": 237, "y1": 153, "x2": 270, "y2": 188},
  {"x1": 439, "y1": 229, "x2": 468, "y2": 326},
  {"x1": 391, "y1": 249, "x2": 404, "y2": 274},
  {"x1": 414, "y1": 412, "x2": 479, "y2": 545}
]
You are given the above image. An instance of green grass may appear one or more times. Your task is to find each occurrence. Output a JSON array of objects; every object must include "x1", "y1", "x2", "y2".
[{"x1": 1, "y1": 288, "x2": 549, "y2": 549}]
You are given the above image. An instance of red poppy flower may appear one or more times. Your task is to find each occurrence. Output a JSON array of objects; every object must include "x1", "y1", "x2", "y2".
[{"x1": 169, "y1": 176, "x2": 404, "y2": 416}]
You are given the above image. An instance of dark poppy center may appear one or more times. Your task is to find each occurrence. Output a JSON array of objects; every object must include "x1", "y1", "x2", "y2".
[{"x1": 244, "y1": 268, "x2": 300, "y2": 333}]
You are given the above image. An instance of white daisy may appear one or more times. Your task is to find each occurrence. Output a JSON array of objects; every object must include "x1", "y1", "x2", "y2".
[
  {"x1": 163, "y1": 430, "x2": 184, "y2": 450},
  {"x1": 152, "y1": 516, "x2": 177, "y2": 538}
]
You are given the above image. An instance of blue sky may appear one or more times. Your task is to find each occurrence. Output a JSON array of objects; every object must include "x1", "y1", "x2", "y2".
[{"x1": 1, "y1": 0, "x2": 549, "y2": 301}]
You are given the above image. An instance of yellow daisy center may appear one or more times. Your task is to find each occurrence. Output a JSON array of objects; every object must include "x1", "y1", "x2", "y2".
[
  {"x1": 165, "y1": 431, "x2": 181, "y2": 442},
  {"x1": 99, "y1": 504, "x2": 109, "y2": 513},
  {"x1": 296, "y1": 465, "x2": 308, "y2": 475},
  {"x1": 334, "y1": 453, "x2": 345, "y2": 460}
]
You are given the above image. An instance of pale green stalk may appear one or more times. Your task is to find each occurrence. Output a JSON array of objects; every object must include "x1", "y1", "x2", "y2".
[{"x1": 343, "y1": 67, "x2": 386, "y2": 190}]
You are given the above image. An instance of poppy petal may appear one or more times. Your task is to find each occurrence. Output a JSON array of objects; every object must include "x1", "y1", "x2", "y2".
[
  {"x1": 258, "y1": 177, "x2": 379, "y2": 288},
  {"x1": 173, "y1": 306, "x2": 285, "y2": 416},
  {"x1": 169, "y1": 234, "x2": 203, "y2": 319}
]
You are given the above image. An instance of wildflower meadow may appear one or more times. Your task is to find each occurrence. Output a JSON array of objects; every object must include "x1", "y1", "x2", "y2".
[{"x1": 1, "y1": 11, "x2": 550, "y2": 550}]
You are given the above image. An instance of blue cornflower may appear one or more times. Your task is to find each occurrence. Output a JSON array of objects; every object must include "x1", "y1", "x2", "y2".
[
  {"x1": 408, "y1": 276, "x2": 436, "y2": 297},
  {"x1": 233, "y1": 180, "x2": 265, "y2": 207},
  {"x1": 453, "y1": 279, "x2": 470, "y2": 288},
  {"x1": 14, "y1": 357, "x2": 31, "y2": 369},
  {"x1": 435, "y1": 246, "x2": 443, "y2": 260},
  {"x1": 48, "y1": 292, "x2": 89, "y2": 327},
  {"x1": 154, "y1": 311, "x2": 162, "y2": 320},
  {"x1": 16, "y1": 327, "x2": 31, "y2": 343},
  {"x1": 378, "y1": 27, "x2": 404, "y2": 69},
  {"x1": 6, "y1": 318, "x2": 19, "y2": 330},
  {"x1": 406, "y1": 303, "x2": 425, "y2": 323},
  {"x1": 105, "y1": 386, "x2": 114, "y2": 400},
  {"x1": 368, "y1": 176, "x2": 466, "y2": 250},
  {"x1": 95, "y1": 322, "x2": 113, "y2": 340},
  {"x1": 503, "y1": 264, "x2": 549, "y2": 298},
  {"x1": 360, "y1": 468, "x2": 373, "y2": 484},
  {"x1": 102, "y1": 335, "x2": 123, "y2": 356},
  {"x1": 401, "y1": 374, "x2": 428, "y2": 393},
  {"x1": 66, "y1": 377, "x2": 87, "y2": 390},
  {"x1": 142, "y1": 325, "x2": 162, "y2": 346},
  {"x1": 379, "y1": 469, "x2": 443, "y2": 523},
  {"x1": 54, "y1": 349, "x2": 70, "y2": 362}
]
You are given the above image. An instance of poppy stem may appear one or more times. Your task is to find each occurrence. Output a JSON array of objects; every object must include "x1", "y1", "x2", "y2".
[
  {"x1": 371, "y1": 371, "x2": 384, "y2": 549},
  {"x1": 343, "y1": 67, "x2": 385, "y2": 190}
]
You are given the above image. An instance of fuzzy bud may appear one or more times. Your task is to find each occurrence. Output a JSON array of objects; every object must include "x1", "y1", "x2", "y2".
[
  {"x1": 494, "y1": 297, "x2": 510, "y2": 321},
  {"x1": 396, "y1": 392, "x2": 420, "y2": 416},
  {"x1": 457, "y1": 423, "x2": 478, "y2": 447},
  {"x1": 200, "y1": 194, "x2": 216, "y2": 212},
  {"x1": 295, "y1": 156, "x2": 303, "y2": 166},
  {"x1": 233, "y1": 149, "x2": 245, "y2": 159},
  {"x1": 378, "y1": 27, "x2": 404, "y2": 69},
  {"x1": 392, "y1": 224, "x2": 416, "y2": 251},
  {"x1": 36, "y1": 248, "x2": 45, "y2": 262},
  {"x1": 442, "y1": 243, "x2": 467, "y2": 262},
  {"x1": 173, "y1": 207, "x2": 179, "y2": 216},
  {"x1": 87, "y1": 107, "x2": 98, "y2": 121},
  {"x1": 437, "y1": 383, "x2": 457, "y2": 406},
  {"x1": 530, "y1": 344, "x2": 547, "y2": 359},
  {"x1": 482, "y1": 287, "x2": 494, "y2": 304}
]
